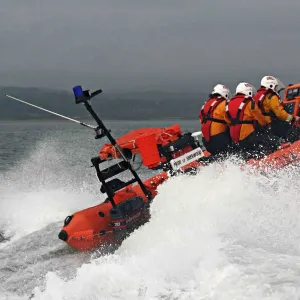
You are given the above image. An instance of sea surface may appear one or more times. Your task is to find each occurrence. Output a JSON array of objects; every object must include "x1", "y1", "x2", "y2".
[{"x1": 1, "y1": 119, "x2": 300, "y2": 300}]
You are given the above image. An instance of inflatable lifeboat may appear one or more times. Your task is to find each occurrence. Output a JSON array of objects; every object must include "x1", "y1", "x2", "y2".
[
  {"x1": 7, "y1": 84, "x2": 300, "y2": 252},
  {"x1": 57, "y1": 85, "x2": 300, "y2": 252}
]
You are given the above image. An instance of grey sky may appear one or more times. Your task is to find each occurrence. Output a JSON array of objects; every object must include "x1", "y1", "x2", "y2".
[{"x1": 0, "y1": 0, "x2": 299, "y2": 93}]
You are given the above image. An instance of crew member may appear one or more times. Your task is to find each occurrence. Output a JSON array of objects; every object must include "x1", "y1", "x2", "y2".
[
  {"x1": 224, "y1": 82, "x2": 278, "y2": 156},
  {"x1": 199, "y1": 84, "x2": 232, "y2": 155},
  {"x1": 254, "y1": 75, "x2": 300, "y2": 142}
]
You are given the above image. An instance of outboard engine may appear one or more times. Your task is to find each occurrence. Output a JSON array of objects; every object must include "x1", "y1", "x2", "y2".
[{"x1": 109, "y1": 196, "x2": 150, "y2": 242}]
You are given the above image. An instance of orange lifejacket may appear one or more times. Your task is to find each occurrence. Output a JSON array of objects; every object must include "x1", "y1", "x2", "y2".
[
  {"x1": 225, "y1": 95, "x2": 255, "y2": 143},
  {"x1": 253, "y1": 87, "x2": 279, "y2": 117},
  {"x1": 199, "y1": 96, "x2": 227, "y2": 142}
]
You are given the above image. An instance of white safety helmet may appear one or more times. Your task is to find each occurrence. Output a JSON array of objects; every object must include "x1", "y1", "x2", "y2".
[
  {"x1": 261, "y1": 75, "x2": 285, "y2": 93},
  {"x1": 235, "y1": 82, "x2": 257, "y2": 97},
  {"x1": 211, "y1": 84, "x2": 232, "y2": 100}
]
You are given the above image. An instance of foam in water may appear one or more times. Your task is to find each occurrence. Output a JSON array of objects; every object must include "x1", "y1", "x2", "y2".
[
  {"x1": 0, "y1": 136, "x2": 105, "y2": 299},
  {"x1": 0, "y1": 139, "x2": 101, "y2": 243},
  {"x1": 2, "y1": 131, "x2": 300, "y2": 299},
  {"x1": 28, "y1": 160, "x2": 300, "y2": 300},
  {"x1": 0, "y1": 129, "x2": 157, "y2": 299},
  {"x1": 0, "y1": 189, "x2": 98, "y2": 243}
]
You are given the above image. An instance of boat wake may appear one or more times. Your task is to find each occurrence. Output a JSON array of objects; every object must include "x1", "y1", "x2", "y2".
[
  {"x1": 1, "y1": 138, "x2": 300, "y2": 299},
  {"x1": 7, "y1": 161, "x2": 300, "y2": 298},
  {"x1": 0, "y1": 140, "x2": 101, "y2": 244}
]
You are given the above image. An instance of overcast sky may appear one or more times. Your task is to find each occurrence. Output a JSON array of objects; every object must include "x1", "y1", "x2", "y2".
[{"x1": 0, "y1": 0, "x2": 299, "y2": 93}]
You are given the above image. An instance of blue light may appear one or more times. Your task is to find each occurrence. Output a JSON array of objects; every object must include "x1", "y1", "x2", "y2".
[{"x1": 73, "y1": 85, "x2": 83, "y2": 98}]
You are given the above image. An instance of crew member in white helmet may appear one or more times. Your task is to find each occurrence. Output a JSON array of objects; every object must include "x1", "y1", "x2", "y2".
[
  {"x1": 224, "y1": 82, "x2": 278, "y2": 155},
  {"x1": 199, "y1": 84, "x2": 232, "y2": 155},
  {"x1": 254, "y1": 75, "x2": 300, "y2": 142}
]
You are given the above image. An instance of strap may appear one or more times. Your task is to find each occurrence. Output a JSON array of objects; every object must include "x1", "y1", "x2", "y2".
[
  {"x1": 256, "y1": 88, "x2": 277, "y2": 112},
  {"x1": 257, "y1": 92, "x2": 266, "y2": 110},
  {"x1": 267, "y1": 91, "x2": 278, "y2": 100},
  {"x1": 201, "y1": 116, "x2": 226, "y2": 124},
  {"x1": 229, "y1": 119, "x2": 253, "y2": 125},
  {"x1": 226, "y1": 97, "x2": 254, "y2": 125},
  {"x1": 257, "y1": 89, "x2": 278, "y2": 111},
  {"x1": 201, "y1": 98, "x2": 226, "y2": 124}
]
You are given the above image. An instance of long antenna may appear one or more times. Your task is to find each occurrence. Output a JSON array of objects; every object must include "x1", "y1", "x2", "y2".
[
  {"x1": 5, "y1": 94, "x2": 97, "y2": 130},
  {"x1": 6, "y1": 90, "x2": 152, "y2": 201}
]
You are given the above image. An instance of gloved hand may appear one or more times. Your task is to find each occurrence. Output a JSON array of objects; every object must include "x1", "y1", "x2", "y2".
[
  {"x1": 294, "y1": 116, "x2": 300, "y2": 122},
  {"x1": 292, "y1": 116, "x2": 300, "y2": 125}
]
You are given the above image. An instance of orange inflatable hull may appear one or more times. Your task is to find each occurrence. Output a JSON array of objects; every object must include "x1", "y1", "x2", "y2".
[
  {"x1": 246, "y1": 140, "x2": 300, "y2": 169},
  {"x1": 198, "y1": 141, "x2": 300, "y2": 170},
  {"x1": 59, "y1": 172, "x2": 168, "y2": 251},
  {"x1": 188, "y1": 141, "x2": 300, "y2": 171}
]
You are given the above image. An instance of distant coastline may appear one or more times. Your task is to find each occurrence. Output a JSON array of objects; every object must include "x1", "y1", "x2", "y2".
[{"x1": 0, "y1": 86, "x2": 206, "y2": 120}]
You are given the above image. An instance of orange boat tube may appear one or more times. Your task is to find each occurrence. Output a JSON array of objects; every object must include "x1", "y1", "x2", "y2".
[
  {"x1": 245, "y1": 140, "x2": 300, "y2": 170},
  {"x1": 58, "y1": 172, "x2": 168, "y2": 251}
]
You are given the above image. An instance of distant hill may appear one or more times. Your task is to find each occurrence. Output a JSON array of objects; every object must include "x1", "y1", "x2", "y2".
[{"x1": 0, "y1": 86, "x2": 207, "y2": 120}]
